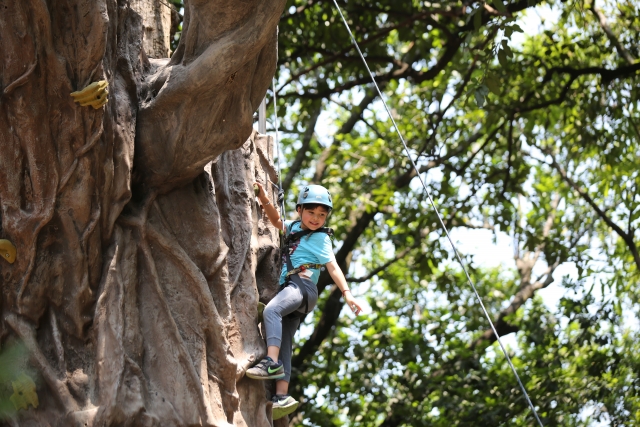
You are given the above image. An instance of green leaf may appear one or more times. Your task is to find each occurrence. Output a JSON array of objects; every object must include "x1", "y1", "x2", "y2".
[
  {"x1": 493, "y1": 0, "x2": 508, "y2": 13},
  {"x1": 485, "y1": 111, "x2": 500, "y2": 127},
  {"x1": 501, "y1": 40, "x2": 513, "y2": 56},
  {"x1": 497, "y1": 49, "x2": 509, "y2": 67},
  {"x1": 485, "y1": 76, "x2": 501, "y2": 95},
  {"x1": 473, "y1": 9, "x2": 483, "y2": 31},
  {"x1": 510, "y1": 24, "x2": 524, "y2": 33},
  {"x1": 474, "y1": 88, "x2": 486, "y2": 108}
]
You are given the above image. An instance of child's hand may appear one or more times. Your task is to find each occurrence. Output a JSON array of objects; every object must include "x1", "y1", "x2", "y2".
[
  {"x1": 254, "y1": 181, "x2": 283, "y2": 229},
  {"x1": 344, "y1": 292, "x2": 364, "y2": 316},
  {"x1": 254, "y1": 181, "x2": 267, "y2": 200}
]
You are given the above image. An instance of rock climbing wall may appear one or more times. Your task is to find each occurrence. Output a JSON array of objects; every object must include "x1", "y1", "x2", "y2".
[
  {"x1": 130, "y1": 0, "x2": 173, "y2": 58},
  {"x1": 0, "y1": 0, "x2": 286, "y2": 425}
]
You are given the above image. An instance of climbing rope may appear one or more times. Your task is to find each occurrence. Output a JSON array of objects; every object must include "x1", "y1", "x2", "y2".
[
  {"x1": 158, "y1": 0, "x2": 180, "y2": 13},
  {"x1": 330, "y1": 1, "x2": 544, "y2": 426},
  {"x1": 272, "y1": 79, "x2": 286, "y2": 233}
]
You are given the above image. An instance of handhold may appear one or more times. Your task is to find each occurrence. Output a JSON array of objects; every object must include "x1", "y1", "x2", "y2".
[
  {"x1": 10, "y1": 373, "x2": 39, "y2": 410},
  {"x1": 0, "y1": 239, "x2": 16, "y2": 264},
  {"x1": 257, "y1": 302, "x2": 266, "y2": 324},
  {"x1": 253, "y1": 184, "x2": 260, "y2": 196},
  {"x1": 70, "y1": 80, "x2": 109, "y2": 109}
]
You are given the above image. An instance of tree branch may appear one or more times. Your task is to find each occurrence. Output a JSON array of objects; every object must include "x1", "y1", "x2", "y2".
[
  {"x1": 548, "y1": 62, "x2": 640, "y2": 84},
  {"x1": 515, "y1": 62, "x2": 640, "y2": 114},
  {"x1": 469, "y1": 262, "x2": 558, "y2": 350},
  {"x1": 629, "y1": 115, "x2": 640, "y2": 143},
  {"x1": 313, "y1": 87, "x2": 381, "y2": 183},
  {"x1": 291, "y1": 283, "x2": 347, "y2": 370},
  {"x1": 412, "y1": 36, "x2": 488, "y2": 158},
  {"x1": 514, "y1": 75, "x2": 577, "y2": 114},
  {"x1": 590, "y1": 0, "x2": 635, "y2": 65},
  {"x1": 501, "y1": 116, "x2": 515, "y2": 198},
  {"x1": 458, "y1": 0, "x2": 546, "y2": 32},
  {"x1": 471, "y1": 193, "x2": 561, "y2": 350},
  {"x1": 282, "y1": 36, "x2": 463, "y2": 100},
  {"x1": 283, "y1": 0, "x2": 318, "y2": 18},
  {"x1": 277, "y1": 10, "x2": 451, "y2": 92},
  {"x1": 345, "y1": 246, "x2": 415, "y2": 283},
  {"x1": 544, "y1": 151, "x2": 640, "y2": 271}
]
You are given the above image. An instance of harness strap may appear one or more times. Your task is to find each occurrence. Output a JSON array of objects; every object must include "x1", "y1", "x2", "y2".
[
  {"x1": 283, "y1": 221, "x2": 334, "y2": 247},
  {"x1": 285, "y1": 263, "x2": 324, "y2": 277}
]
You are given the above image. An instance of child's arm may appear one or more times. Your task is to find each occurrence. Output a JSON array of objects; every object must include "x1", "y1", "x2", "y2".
[
  {"x1": 325, "y1": 260, "x2": 364, "y2": 316},
  {"x1": 254, "y1": 182, "x2": 284, "y2": 231}
]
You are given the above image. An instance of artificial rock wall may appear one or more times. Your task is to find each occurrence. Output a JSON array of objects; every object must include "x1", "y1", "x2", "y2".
[{"x1": 0, "y1": 0, "x2": 286, "y2": 425}]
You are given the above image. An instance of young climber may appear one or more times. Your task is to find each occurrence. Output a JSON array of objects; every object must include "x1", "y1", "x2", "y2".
[{"x1": 248, "y1": 183, "x2": 364, "y2": 420}]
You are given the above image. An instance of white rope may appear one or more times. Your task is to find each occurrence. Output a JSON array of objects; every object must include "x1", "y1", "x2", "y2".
[
  {"x1": 272, "y1": 79, "x2": 286, "y2": 231},
  {"x1": 330, "y1": 1, "x2": 544, "y2": 425}
]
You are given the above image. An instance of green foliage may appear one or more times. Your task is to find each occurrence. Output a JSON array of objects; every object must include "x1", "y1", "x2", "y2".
[
  {"x1": 0, "y1": 341, "x2": 36, "y2": 419},
  {"x1": 168, "y1": 0, "x2": 184, "y2": 52},
  {"x1": 270, "y1": 0, "x2": 640, "y2": 425}
]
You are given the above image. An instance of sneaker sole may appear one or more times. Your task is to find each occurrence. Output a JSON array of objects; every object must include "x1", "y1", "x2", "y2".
[
  {"x1": 273, "y1": 401, "x2": 299, "y2": 420},
  {"x1": 245, "y1": 371, "x2": 285, "y2": 380}
]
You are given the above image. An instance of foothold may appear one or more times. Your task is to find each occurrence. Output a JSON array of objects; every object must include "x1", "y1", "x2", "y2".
[
  {"x1": 70, "y1": 80, "x2": 109, "y2": 109},
  {"x1": 257, "y1": 302, "x2": 266, "y2": 324},
  {"x1": 0, "y1": 239, "x2": 16, "y2": 264},
  {"x1": 10, "y1": 373, "x2": 39, "y2": 411}
]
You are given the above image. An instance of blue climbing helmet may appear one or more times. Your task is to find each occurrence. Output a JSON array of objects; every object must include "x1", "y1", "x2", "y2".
[{"x1": 296, "y1": 185, "x2": 333, "y2": 210}]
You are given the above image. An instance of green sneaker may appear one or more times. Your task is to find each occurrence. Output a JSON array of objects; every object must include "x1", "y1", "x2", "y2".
[
  {"x1": 246, "y1": 357, "x2": 284, "y2": 380},
  {"x1": 272, "y1": 394, "x2": 298, "y2": 420}
]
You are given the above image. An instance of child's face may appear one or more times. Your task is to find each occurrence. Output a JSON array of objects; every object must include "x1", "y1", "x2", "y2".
[{"x1": 297, "y1": 205, "x2": 329, "y2": 230}]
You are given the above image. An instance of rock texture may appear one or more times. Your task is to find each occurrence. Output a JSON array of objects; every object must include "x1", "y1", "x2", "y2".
[
  {"x1": 130, "y1": 0, "x2": 173, "y2": 58},
  {"x1": 0, "y1": 0, "x2": 286, "y2": 425}
]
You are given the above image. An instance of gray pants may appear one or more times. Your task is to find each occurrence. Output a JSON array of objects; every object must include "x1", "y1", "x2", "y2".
[{"x1": 263, "y1": 276, "x2": 318, "y2": 382}]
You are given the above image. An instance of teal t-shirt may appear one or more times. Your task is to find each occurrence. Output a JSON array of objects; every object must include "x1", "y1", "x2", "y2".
[{"x1": 280, "y1": 220, "x2": 335, "y2": 285}]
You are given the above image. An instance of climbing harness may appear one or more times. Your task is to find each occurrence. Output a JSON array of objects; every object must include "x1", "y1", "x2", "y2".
[
  {"x1": 329, "y1": 2, "x2": 545, "y2": 426},
  {"x1": 285, "y1": 264, "x2": 325, "y2": 278},
  {"x1": 280, "y1": 220, "x2": 334, "y2": 319}
]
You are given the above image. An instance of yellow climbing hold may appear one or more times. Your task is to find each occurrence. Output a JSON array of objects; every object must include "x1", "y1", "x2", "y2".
[
  {"x1": 0, "y1": 239, "x2": 16, "y2": 264},
  {"x1": 70, "y1": 80, "x2": 109, "y2": 109},
  {"x1": 10, "y1": 373, "x2": 38, "y2": 411}
]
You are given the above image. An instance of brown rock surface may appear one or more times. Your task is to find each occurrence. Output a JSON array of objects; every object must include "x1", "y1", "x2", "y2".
[{"x1": 0, "y1": 0, "x2": 285, "y2": 425}]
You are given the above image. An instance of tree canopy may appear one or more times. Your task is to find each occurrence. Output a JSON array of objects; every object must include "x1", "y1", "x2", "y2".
[
  {"x1": 270, "y1": 0, "x2": 640, "y2": 425},
  {"x1": 176, "y1": 0, "x2": 638, "y2": 424}
]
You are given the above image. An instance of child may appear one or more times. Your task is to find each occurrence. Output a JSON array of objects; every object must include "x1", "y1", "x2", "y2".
[{"x1": 248, "y1": 183, "x2": 364, "y2": 420}]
